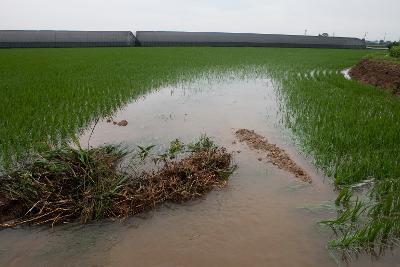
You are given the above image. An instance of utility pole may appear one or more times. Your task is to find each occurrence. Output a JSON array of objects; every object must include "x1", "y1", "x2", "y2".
[
  {"x1": 363, "y1": 32, "x2": 368, "y2": 40},
  {"x1": 383, "y1": 32, "x2": 387, "y2": 42},
  {"x1": 304, "y1": 29, "x2": 307, "y2": 36}
]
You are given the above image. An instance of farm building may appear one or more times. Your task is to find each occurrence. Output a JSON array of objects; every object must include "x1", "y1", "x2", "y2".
[
  {"x1": 136, "y1": 31, "x2": 366, "y2": 49},
  {"x1": 0, "y1": 30, "x2": 366, "y2": 49},
  {"x1": 0, "y1": 30, "x2": 136, "y2": 48}
]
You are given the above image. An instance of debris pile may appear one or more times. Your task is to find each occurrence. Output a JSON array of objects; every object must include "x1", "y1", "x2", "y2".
[{"x1": 0, "y1": 136, "x2": 234, "y2": 227}]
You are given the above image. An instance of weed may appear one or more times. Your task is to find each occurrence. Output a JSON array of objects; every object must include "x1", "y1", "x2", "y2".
[
  {"x1": 168, "y1": 138, "x2": 185, "y2": 158},
  {"x1": 137, "y1": 145, "x2": 155, "y2": 161},
  {"x1": 187, "y1": 134, "x2": 216, "y2": 152}
]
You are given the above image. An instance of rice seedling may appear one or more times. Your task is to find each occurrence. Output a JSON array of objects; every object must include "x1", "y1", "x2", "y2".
[
  {"x1": 272, "y1": 50, "x2": 400, "y2": 250},
  {"x1": 0, "y1": 47, "x2": 372, "y2": 167},
  {"x1": 1, "y1": 47, "x2": 399, "y2": 250}
]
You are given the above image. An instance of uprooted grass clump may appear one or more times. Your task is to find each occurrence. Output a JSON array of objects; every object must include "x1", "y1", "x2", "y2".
[{"x1": 0, "y1": 135, "x2": 234, "y2": 227}]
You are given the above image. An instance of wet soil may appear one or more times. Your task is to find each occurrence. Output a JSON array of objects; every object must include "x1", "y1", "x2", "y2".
[
  {"x1": 349, "y1": 59, "x2": 400, "y2": 95},
  {"x1": 107, "y1": 119, "x2": 128, "y2": 126},
  {"x1": 0, "y1": 197, "x2": 24, "y2": 224},
  {"x1": 235, "y1": 129, "x2": 311, "y2": 182}
]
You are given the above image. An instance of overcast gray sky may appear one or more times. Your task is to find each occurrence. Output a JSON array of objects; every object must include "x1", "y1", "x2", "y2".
[{"x1": 1, "y1": 0, "x2": 399, "y2": 41}]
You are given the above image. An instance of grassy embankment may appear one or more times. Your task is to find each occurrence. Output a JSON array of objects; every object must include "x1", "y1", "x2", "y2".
[
  {"x1": 366, "y1": 51, "x2": 400, "y2": 64},
  {"x1": 1, "y1": 48, "x2": 400, "y2": 249}
]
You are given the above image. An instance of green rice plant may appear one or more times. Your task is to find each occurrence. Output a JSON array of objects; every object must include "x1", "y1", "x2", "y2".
[
  {"x1": 335, "y1": 187, "x2": 352, "y2": 207},
  {"x1": 279, "y1": 74, "x2": 400, "y2": 185},
  {"x1": 0, "y1": 47, "x2": 371, "y2": 167},
  {"x1": 2, "y1": 47, "x2": 400, "y2": 249},
  {"x1": 321, "y1": 178, "x2": 400, "y2": 250},
  {"x1": 267, "y1": 50, "x2": 400, "y2": 249}
]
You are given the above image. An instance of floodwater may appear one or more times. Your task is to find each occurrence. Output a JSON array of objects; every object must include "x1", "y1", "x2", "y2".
[{"x1": 1, "y1": 73, "x2": 399, "y2": 267}]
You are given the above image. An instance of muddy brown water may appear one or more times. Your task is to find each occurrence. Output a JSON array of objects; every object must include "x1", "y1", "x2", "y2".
[{"x1": 1, "y1": 74, "x2": 399, "y2": 267}]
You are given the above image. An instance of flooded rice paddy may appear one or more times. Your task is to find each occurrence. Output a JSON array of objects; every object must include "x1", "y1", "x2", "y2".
[{"x1": 1, "y1": 73, "x2": 399, "y2": 266}]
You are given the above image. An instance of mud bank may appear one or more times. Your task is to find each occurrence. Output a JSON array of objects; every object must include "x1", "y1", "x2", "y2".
[
  {"x1": 235, "y1": 129, "x2": 311, "y2": 182},
  {"x1": 349, "y1": 59, "x2": 400, "y2": 95}
]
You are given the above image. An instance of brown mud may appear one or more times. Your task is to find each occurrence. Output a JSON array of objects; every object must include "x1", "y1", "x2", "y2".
[
  {"x1": 349, "y1": 59, "x2": 400, "y2": 95},
  {"x1": 106, "y1": 118, "x2": 128, "y2": 126},
  {"x1": 0, "y1": 197, "x2": 24, "y2": 224},
  {"x1": 235, "y1": 129, "x2": 311, "y2": 182}
]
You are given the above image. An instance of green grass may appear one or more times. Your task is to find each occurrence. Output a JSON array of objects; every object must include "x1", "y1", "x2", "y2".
[
  {"x1": 1, "y1": 47, "x2": 399, "y2": 249},
  {"x1": 366, "y1": 51, "x2": 400, "y2": 64},
  {"x1": 389, "y1": 45, "x2": 400, "y2": 58}
]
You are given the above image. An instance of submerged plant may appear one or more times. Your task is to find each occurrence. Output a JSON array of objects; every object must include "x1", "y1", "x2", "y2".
[
  {"x1": 187, "y1": 134, "x2": 217, "y2": 152},
  {"x1": 137, "y1": 145, "x2": 155, "y2": 161},
  {"x1": 320, "y1": 178, "x2": 400, "y2": 251}
]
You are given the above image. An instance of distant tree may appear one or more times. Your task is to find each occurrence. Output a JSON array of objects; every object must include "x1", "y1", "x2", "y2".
[
  {"x1": 388, "y1": 41, "x2": 399, "y2": 49},
  {"x1": 390, "y1": 45, "x2": 400, "y2": 58}
]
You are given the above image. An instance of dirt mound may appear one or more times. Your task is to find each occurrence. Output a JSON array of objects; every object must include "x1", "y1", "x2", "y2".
[
  {"x1": 106, "y1": 118, "x2": 128, "y2": 126},
  {"x1": 235, "y1": 129, "x2": 311, "y2": 183},
  {"x1": 349, "y1": 59, "x2": 400, "y2": 95}
]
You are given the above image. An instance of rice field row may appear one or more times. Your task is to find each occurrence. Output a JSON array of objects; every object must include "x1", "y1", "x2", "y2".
[{"x1": 0, "y1": 47, "x2": 370, "y2": 165}]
